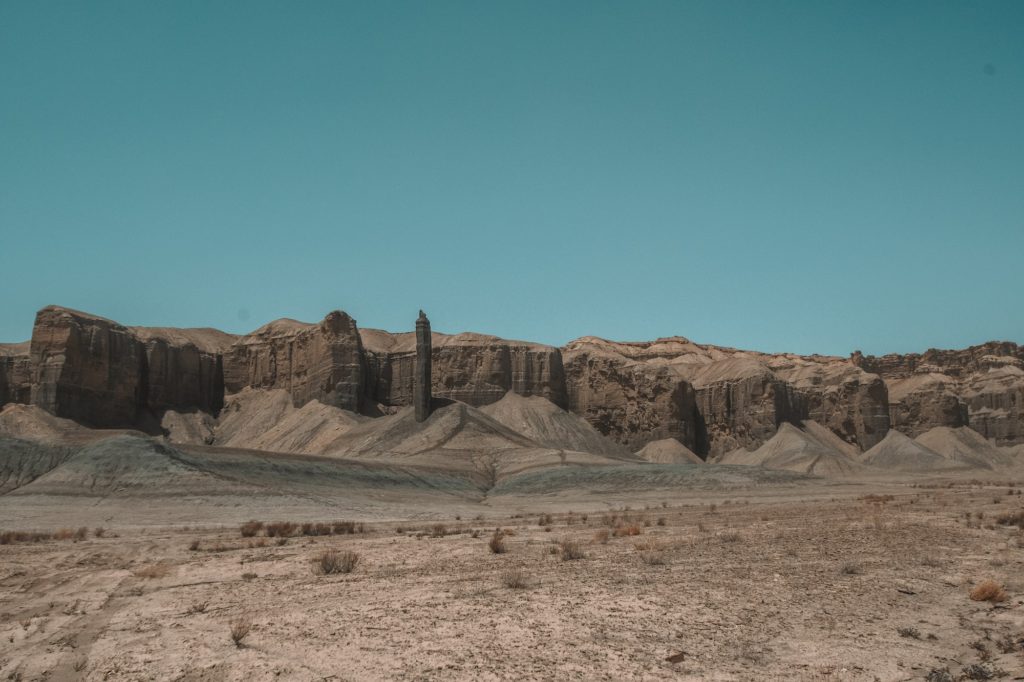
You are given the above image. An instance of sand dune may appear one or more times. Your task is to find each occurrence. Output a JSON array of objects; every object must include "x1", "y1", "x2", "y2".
[{"x1": 635, "y1": 438, "x2": 703, "y2": 464}]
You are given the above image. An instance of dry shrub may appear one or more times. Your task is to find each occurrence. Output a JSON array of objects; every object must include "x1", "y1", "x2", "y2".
[
  {"x1": 635, "y1": 540, "x2": 667, "y2": 565},
  {"x1": 333, "y1": 521, "x2": 357, "y2": 535},
  {"x1": 94, "y1": 527, "x2": 105, "y2": 538},
  {"x1": 188, "y1": 539, "x2": 201, "y2": 551},
  {"x1": 969, "y1": 580, "x2": 1008, "y2": 603},
  {"x1": 229, "y1": 614, "x2": 252, "y2": 647},
  {"x1": 613, "y1": 523, "x2": 642, "y2": 538},
  {"x1": 593, "y1": 529, "x2": 610, "y2": 544},
  {"x1": 240, "y1": 520, "x2": 263, "y2": 537},
  {"x1": 431, "y1": 524, "x2": 447, "y2": 538},
  {"x1": 313, "y1": 549, "x2": 359, "y2": 575},
  {"x1": 502, "y1": 568, "x2": 529, "y2": 589},
  {"x1": 53, "y1": 528, "x2": 75, "y2": 540},
  {"x1": 265, "y1": 521, "x2": 296, "y2": 538},
  {"x1": 718, "y1": 531, "x2": 742, "y2": 543},
  {"x1": 241, "y1": 572, "x2": 257, "y2": 581},
  {"x1": 538, "y1": 514, "x2": 553, "y2": 527},
  {"x1": 656, "y1": 517, "x2": 667, "y2": 526},
  {"x1": 187, "y1": 602, "x2": 208, "y2": 615},
  {"x1": 559, "y1": 539, "x2": 585, "y2": 561},
  {"x1": 995, "y1": 510, "x2": 1024, "y2": 528},
  {"x1": 488, "y1": 529, "x2": 508, "y2": 554},
  {"x1": 0, "y1": 530, "x2": 51, "y2": 544},
  {"x1": 133, "y1": 563, "x2": 172, "y2": 579}
]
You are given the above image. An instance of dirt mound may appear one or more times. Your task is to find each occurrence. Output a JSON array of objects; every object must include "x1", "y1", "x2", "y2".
[
  {"x1": 635, "y1": 438, "x2": 703, "y2": 464},
  {"x1": 327, "y1": 401, "x2": 632, "y2": 480},
  {"x1": 913, "y1": 426, "x2": 1015, "y2": 470},
  {"x1": 0, "y1": 404, "x2": 142, "y2": 445},
  {"x1": 11, "y1": 435, "x2": 248, "y2": 497},
  {"x1": 717, "y1": 422, "x2": 864, "y2": 477},
  {"x1": 859, "y1": 430, "x2": 958, "y2": 472},
  {"x1": 163, "y1": 388, "x2": 365, "y2": 454},
  {"x1": 480, "y1": 392, "x2": 632, "y2": 458},
  {"x1": 0, "y1": 436, "x2": 72, "y2": 493}
]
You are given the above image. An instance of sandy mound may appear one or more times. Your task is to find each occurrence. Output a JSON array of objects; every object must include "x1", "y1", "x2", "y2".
[
  {"x1": 635, "y1": 438, "x2": 702, "y2": 464},
  {"x1": 480, "y1": 392, "x2": 632, "y2": 457},
  {"x1": 0, "y1": 436, "x2": 72, "y2": 494},
  {"x1": 170, "y1": 388, "x2": 365, "y2": 454},
  {"x1": 859, "y1": 430, "x2": 957, "y2": 472},
  {"x1": 327, "y1": 401, "x2": 633, "y2": 480},
  {"x1": 717, "y1": 422, "x2": 864, "y2": 477},
  {"x1": 0, "y1": 404, "x2": 142, "y2": 445},
  {"x1": 913, "y1": 426, "x2": 1015, "y2": 470}
]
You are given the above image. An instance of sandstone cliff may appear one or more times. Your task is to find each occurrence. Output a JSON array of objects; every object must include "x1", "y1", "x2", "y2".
[
  {"x1": 853, "y1": 343, "x2": 1024, "y2": 446},
  {"x1": 223, "y1": 311, "x2": 365, "y2": 412},
  {"x1": 360, "y1": 329, "x2": 566, "y2": 410},
  {"x1": 0, "y1": 342, "x2": 31, "y2": 407}
]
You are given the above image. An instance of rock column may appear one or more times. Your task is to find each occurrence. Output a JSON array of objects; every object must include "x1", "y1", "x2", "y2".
[{"x1": 414, "y1": 310, "x2": 432, "y2": 422}]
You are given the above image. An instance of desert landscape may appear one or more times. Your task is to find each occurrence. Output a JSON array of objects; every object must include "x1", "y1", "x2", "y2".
[{"x1": 1, "y1": 305, "x2": 1023, "y2": 680}]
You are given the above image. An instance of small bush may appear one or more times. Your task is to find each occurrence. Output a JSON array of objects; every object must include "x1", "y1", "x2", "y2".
[
  {"x1": 241, "y1": 572, "x2": 257, "y2": 581},
  {"x1": 656, "y1": 517, "x2": 666, "y2": 526},
  {"x1": 229, "y1": 615, "x2": 252, "y2": 647},
  {"x1": 538, "y1": 514, "x2": 553, "y2": 527},
  {"x1": 593, "y1": 529, "x2": 610, "y2": 544},
  {"x1": 897, "y1": 626, "x2": 921, "y2": 639},
  {"x1": 431, "y1": 524, "x2": 447, "y2": 538},
  {"x1": 502, "y1": 568, "x2": 528, "y2": 589},
  {"x1": 265, "y1": 521, "x2": 296, "y2": 538},
  {"x1": 187, "y1": 602, "x2": 208, "y2": 614},
  {"x1": 719, "y1": 531, "x2": 742, "y2": 543},
  {"x1": 995, "y1": 510, "x2": 1024, "y2": 528},
  {"x1": 969, "y1": 580, "x2": 1008, "y2": 603},
  {"x1": 559, "y1": 539, "x2": 585, "y2": 561},
  {"x1": 188, "y1": 539, "x2": 201, "y2": 551},
  {"x1": 240, "y1": 520, "x2": 263, "y2": 537},
  {"x1": 488, "y1": 529, "x2": 508, "y2": 554},
  {"x1": 94, "y1": 527, "x2": 105, "y2": 538},
  {"x1": 613, "y1": 523, "x2": 642, "y2": 537},
  {"x1": 313, "y1": 549, "x2": 359, "y2": 575}
]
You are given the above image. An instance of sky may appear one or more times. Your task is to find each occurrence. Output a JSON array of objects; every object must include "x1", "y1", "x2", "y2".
[{"x1": 1, "y1": 1, "x2": 1022, "y2": 356}]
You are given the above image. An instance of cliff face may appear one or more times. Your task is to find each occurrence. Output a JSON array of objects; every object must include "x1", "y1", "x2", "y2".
[
  {"x1": 29, "y1": 307, "x2": 146, "y2": 427},
  {"x1": 130, "y1": 327, "x2": 232, "y2": 415},
  {"x1": 0, "y1": 342, "x2": 32, "y2": 407},
  {"x1": 562, "y1": 340, "x2": 703, "y2": 453},
  {"x1": 361, "y1": 329, "x2": 566, "y2": 410},
  {"x1": 853, "y1": 344, "x2": 1024, "y2": 445},
  {"x1": 224, "y1": 312, "x2": 365, "y2": 412}
]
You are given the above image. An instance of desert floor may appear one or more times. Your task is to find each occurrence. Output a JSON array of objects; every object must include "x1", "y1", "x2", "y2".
[{"x1": 2, "y1": 483, "x2": 1024, "y2": 681}]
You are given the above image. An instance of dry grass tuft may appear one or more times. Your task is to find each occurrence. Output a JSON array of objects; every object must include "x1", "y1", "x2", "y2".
[
  {"x1": 593, "y1": 529, "x2": 610, "y2": 544},
  {"x1": 312, "y1": 549, "x2": 360, "y2": 575},
  {"x1": 969, "y1": 580, "x2": 1008, "y2": 603},
  {"x1": 840, "y1": 561, "x2": 863, "y2": 575},
  {"x1": 501, "y1": 568, "x2": 529, "y2": 589},
  {"x1": 613, "y1": 523, "x2": 642, "y2": 538},
  {"x1": 240, "y1": 520, "x2": 263, "y2": 537},
  {"x1": 488, "y1": 529, "x2": 508, "y2": 554},
  {"x1": 229, "y1": 614, "x2": 252, "y2": 647},
  {"x1": 559, "y1": 538, "x2": 585, "y2": 561}
]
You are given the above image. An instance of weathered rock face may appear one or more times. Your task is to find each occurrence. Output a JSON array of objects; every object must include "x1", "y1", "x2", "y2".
[
  {"x1": 562, "y1": 338, "x2": 704, "y2": 453},
  {"x1": 130, "y1": 328, "x2": 230, "y2": 415},
  {"x1": 0, "y1": 342, "x2": 32, "y2": 406},
  {"x1": 361, "y1": 329, "x2": 566, "y2": 410},
  {"x1": 224, "y1": 312, "x2": 365, "y2": 412},
  {"x1": 29, "y1": 307, "x2": 146, "y2": 427},
  {"x1": 853, "y1": 344, "x2": 1024, "y2": 446}
]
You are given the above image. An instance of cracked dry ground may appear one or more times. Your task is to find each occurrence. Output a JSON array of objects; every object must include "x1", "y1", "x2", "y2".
[{"x1": 2, "y1": 487, "x2": 1024, "y2": 681}]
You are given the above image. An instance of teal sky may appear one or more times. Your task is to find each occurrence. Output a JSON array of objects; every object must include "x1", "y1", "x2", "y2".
[{"x1": 1, "y1": 1, "x2": 1022, "y2": 356}]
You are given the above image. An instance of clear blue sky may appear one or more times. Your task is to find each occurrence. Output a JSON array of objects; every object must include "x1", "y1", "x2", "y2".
[{"x1": 1, "y1": 1, "x2": 1022, "y2": 356}]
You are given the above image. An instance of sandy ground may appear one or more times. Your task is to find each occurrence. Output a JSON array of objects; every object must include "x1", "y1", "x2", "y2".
[{"x1": 3, "y1": 483, "x2": 1024, "y2": 681}]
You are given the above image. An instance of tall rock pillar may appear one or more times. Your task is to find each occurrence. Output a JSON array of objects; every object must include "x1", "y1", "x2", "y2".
[{"x1": 414, "y1": 310, "x2": 432, "y2": 422}]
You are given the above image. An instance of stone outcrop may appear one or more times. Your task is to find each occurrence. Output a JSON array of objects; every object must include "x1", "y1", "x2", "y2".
[
  {"x1": 361, "y1": 329, "x2": 566, "y2": 411},
  {"x1": 130, "y1": 327, "x2": 232, "y2": 415},
  {"x1": 414, "y1": 311, "x2": 432, "y2": 422},
  {"x1": 223, "y1": 311, "x2": 365, "y2": 413},
  {"x1": 561, "y1": 338, "x2": 705, "y2": 453},
  {"x1": 0, "y1": 342, "x2": 32, "y2": 407},
  {"x1": 853, "y1": 343, "x2": 1024, "y2": 446},
  {"x1": 29, "y1": 307, "x2": 147, "y2": 427}
]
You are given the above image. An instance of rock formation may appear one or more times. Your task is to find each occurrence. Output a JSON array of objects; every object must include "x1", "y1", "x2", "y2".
[
  {"x1": 0, "y1": 342, "x2": 32, "y2": 407},
  {"x1": 223, "y1": 311, "x2": 364, "y2": 413},
  {"x1": 853, "y1": 343, "x2": 1024, "y2": 446},
  {"x1": 29, "y1": 306, "x2": 147, "y2": 427},
  {"x1": 414, "y1": 311, "x2": 432, "y2": 422},
  {"x1": 361, "y1": 329, "x2": 566, "y2": 410}
]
